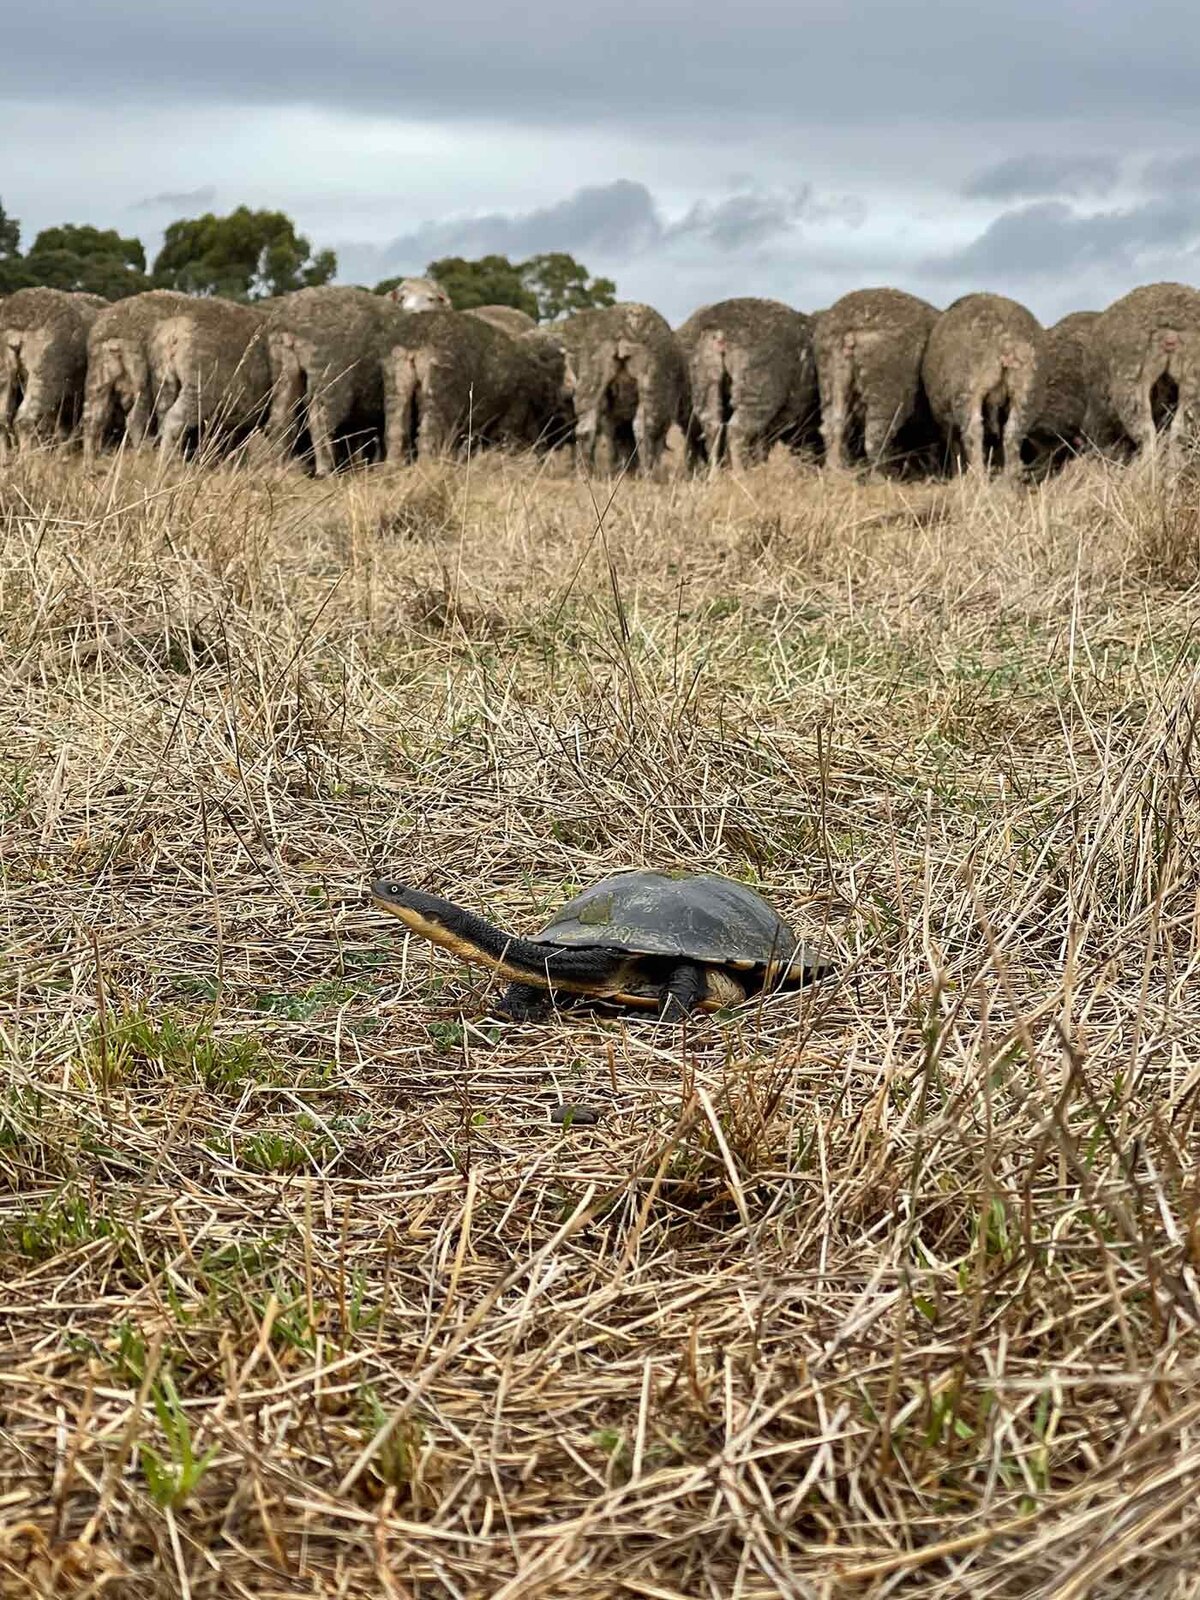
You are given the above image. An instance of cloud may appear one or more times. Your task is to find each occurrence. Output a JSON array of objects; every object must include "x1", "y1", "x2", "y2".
[
  {"x1": 1142, "y1": 153, "x2": 1200, "y2": 191},
  {"x1": 131, "y1": 184, "x2": 218, "y2": 212},
  {"x1": 923, "y1": 197, "x2": 1200, "y2": 279},
  {"x1": 665, "y1": 187, "x2": 864, "y2": 249},
  {"x1": 377, "y1": 181, "x2": 659, "y2": 270},
  {"x1": 667, "y1": 188, "x2": 812, "y2": 250},
  {"x1": 8, "y1": 0, "x2": 1200, "y2": 132},
  {"x1": 375, "y1": 179, "x2": 853, "y2": 274},
  {"x1": 7, "y1": 0, "x2": 1200, "y2": 334},
  {"x1": 962, "y1": 154, "x2": 1120, "y2": 201}
]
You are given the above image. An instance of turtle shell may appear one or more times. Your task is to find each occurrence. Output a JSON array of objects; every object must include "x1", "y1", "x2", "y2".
[{"x1": 528, "y1": 870, "x2": 803, "y2": 971}]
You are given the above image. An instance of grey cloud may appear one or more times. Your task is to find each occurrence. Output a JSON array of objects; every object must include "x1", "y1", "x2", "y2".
[
  {"x1": 1142, "y1": 153, "x2": 1200, "y2": 191},
  {"x1": 806, "y1": 193, "x2": 869, "y2": 229},
  {"x1": 666, "y1": 188, "x2": 815, "y2": 250},
  {"x1": 378, "y1": 180, "x2": 839, "y2": 274},
  {"x1": 962, "y1": 154, "x2": 1120, "y2": 201},
  {"x1": 7, "y1": 0, "x2": 1200, "y2": 130},
  {"x1": 131, "y1": 185, "x2": 218, "y2": 212},
  {"x1": 379, "y1": 181, "x2": 660, "y2": 272},
  {"x1": 923, "y1": 198, "x2": 1200, "y2": 279}
]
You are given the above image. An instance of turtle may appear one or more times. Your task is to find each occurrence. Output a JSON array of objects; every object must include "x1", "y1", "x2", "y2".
[{"x1": 369, "y1": 870, "x2": 834, "y2": 1020}]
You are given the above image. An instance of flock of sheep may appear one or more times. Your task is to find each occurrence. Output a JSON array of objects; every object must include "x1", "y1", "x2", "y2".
[{"x1": 1, "y1": 275, "x2": 1198, "y2": 478}]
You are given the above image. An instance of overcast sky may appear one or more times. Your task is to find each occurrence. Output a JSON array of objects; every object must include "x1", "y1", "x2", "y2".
[{"x1": 5, "y1": 1, "x2": 1200, "y2": 323}]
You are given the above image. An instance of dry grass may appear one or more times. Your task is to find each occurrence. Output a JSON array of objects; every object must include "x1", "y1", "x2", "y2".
[{"x1": 3, "y1": 440, "x2": 1200, "y2": 1597}]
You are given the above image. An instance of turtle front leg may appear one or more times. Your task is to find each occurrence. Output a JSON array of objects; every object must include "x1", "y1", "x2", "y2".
[
  {"x1": 659, "y1": 963, "x2": 709, "y2": 1021},
  {"x1": 496, "y1": 981, "x2": 556, "y2": 1021}
]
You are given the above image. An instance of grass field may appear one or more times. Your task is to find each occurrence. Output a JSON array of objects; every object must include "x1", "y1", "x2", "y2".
[{"x1": 3, "y1": 442, "x2": 1200, "y2": 1597}]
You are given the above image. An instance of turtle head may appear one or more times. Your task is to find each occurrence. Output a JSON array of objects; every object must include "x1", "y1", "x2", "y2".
[
  {"x1": 369, "y1": 876, "x2": 635, "y2": 994},
  {"x1": 370, "y1": 878, "x2": 420, "y2": 914},
  {"x1": 370, "y1": 879, "x2": 476, "y2": 949},
  {"x1": 370, "y1": 877, "x2": 539, "y2": 975}
]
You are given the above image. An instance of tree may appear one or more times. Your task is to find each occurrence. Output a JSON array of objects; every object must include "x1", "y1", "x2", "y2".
[
  {"x1": 425, "y1": 255, "x2": 538, "y2": 317},
  {"x1": 521, "y1": 253, "x2": 617, "y2": 322},
  {"x1": 0, "y1": 201, "x2": 19, "y2": 260},
  {"x1": 0, "y1": 200, "x2": 25, "y2": 294},
  {"x1": 20, "y1": 224, "x2": 150, "y2": 299},
  {"x1": 374, "y1": 251, "x2": 616, "y2": 322},
  {"x1": 152, "y1": 207, "x2": 336, "y2": 301}
]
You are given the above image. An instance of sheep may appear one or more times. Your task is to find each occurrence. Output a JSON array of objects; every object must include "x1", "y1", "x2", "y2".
[
  {"x1": 387, "y1": 277, "x2": 452, "y2": 312},
  {"x1": 556, "y1": 302, "x2": 689, "y2": 474},
  {"x1": 147, "y1": 297, "x2": 272, "y2": 457},
  {"x1": 1083, "y1": 283, "x2": 1200, "y2": 458},
  {"x1": 814, "y1": 288, "x2": 939, "y2": 472},
  {"x1": 675, "y1": 297, "x2": 818, "y2": 470},
  {"x1": 1024, "y1": 311, "x2": 1098, "y2": 474},
  {"x1": 522, "y1": 327, "x2": 577, "y2": 450},
  {"x1": 465, "y1": 305, "x2": 537, "y2": 337},
  {"x1": 1, "y1": 288, "x2": 107, "y2": 450},
  {"x1": 82, "y1": 290, "x2": 195, "y2": 457},
  {"x1": 921, "y1": 293, "x2": 1044, "y2": 478},
  {"x1": 377, "y1": 308, "x2": 574, "y2": 462},
  {"x1": 265, "y1": 286, "x2": 389, "y2": 475}
]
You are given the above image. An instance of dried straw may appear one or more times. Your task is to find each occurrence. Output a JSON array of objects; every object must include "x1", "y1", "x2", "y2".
[{"x1": 2, "y1": 440, "x2": 1200, "y2": 1596}]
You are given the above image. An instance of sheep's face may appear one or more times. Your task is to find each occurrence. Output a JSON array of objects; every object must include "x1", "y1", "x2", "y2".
[{"x1": 391, "y1": 278, "x2": 452, "y2": 313}]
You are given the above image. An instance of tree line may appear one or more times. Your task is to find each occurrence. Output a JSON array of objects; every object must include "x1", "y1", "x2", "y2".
[{"x1": 0, "y1": 200, "x2": 616, "y2": 321}]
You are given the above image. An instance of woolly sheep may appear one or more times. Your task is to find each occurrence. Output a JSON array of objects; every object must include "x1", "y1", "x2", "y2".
[
  {"x1": 82, "y1": 290, "x2": 195, "y2": 456},
  {"x1": 522, "y1": 327, "x2": 577, "y2": 448},
  {"x1": 1084, "y1": 283, "x2": 1200, "y2": 457},
  {"x1": 557, "y1": 302, "x2": 689, "y2": 474},
  {"x1": 266, "y1": 286, "x2": 389, "y2": 475},
  {"x1": 148, "y1": 297, "x2": 272, "y2": 457},
  {"x1": 1024, "y1": 311, "x2": 1098, "y2": 472},
  {"x1": 376, "y1": 308, "x2": 574, "y2": 462},
  {"x1": 675, "y1": 297, "x2": 818, "y2": 470},
  {"x1": 388, "y1": 277, "x2": 453, "y2": 312},
  {"x1": 465, "y1": 305, "x2": 538, "y2": 337},
  {"x1": 921, "y1": 293, "x2": 1044, "y2": 478},
  {"x1": 1, "y1": 288, "x2": 106, "y2": 450},
  {"x1": 815, "y1": 288, "x2": 938, "y2": 471}
]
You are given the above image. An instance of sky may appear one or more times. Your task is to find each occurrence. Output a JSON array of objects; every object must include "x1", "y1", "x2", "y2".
[{"x1": 5, "y1": 1, "x2": 1200, "y2": 324}]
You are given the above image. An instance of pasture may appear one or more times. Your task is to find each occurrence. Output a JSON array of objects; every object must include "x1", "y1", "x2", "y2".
[{"x1": 2, "y1": 443, "x2": 1200, "y2": 1597}]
